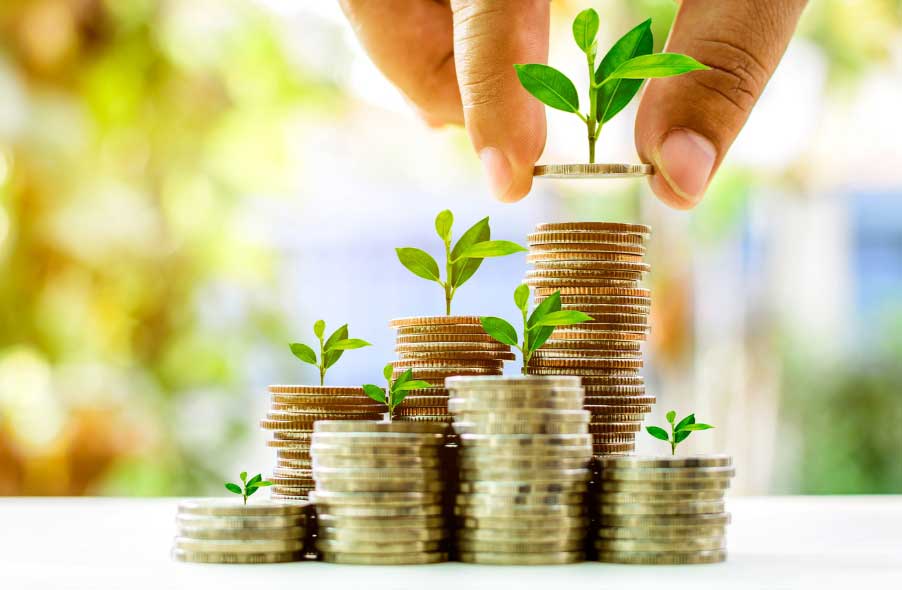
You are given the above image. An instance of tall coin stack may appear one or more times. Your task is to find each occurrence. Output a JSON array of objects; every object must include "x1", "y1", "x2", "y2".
[
  {"x1": 172, "y1": 499, "x2": 307, "y2": 563},
  {"x1": 593, "y1": 455, "x2": 734, "y2": 564},
  {"x1": 446, "y1": 376, "x2": 592, "y2": 565},
  {"x1": 524, "y1": 222, "x2": 654, "y2": 456},
  {"x1": 310, "y1": 420, "x2": 451, "y2": 564},
  {"x1": 262, "y1": 386, "x2": 385, "y2": 502},
  {"x1": 389, "y1": 316, "x2": 514, "y2": 426}
]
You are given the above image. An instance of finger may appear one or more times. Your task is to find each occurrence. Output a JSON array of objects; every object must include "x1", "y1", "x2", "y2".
[
  {"x1": 339, "y1": 0, "x2": 464, "y2": 125},
  {"x1": 450, "y1": 0, "x2": 550, "y2": 202},
  {"x1": 635, "y1": 0, "x2": 807, "y2": 209}
]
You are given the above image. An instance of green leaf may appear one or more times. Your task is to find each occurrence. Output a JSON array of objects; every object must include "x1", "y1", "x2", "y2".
[
  {"x1": 313, "y1": 319, "x2": 326, "y2": 339},
  {"x1": 322, "y1": 324, "x2": 348, "y2": 369},
  {"x1": 454, "y1": 240, "x2": 526, "y2": 261},
  {"x1": 239, "y1": 471, "x2": 247, "y2": 482},
  {"x1": 326, "y1": 338, "x2": 371, "y2": 352},
  {"x1": 595, "y1": 19, "x2": 653, "y2": 123},
  {"x1": 646, "y1": 426, "x2": 669, "y2": 441},
  {"x1": 435, "y1": 210, "x2": 453, "y2": 242},
  {"x1": 530, "y1": 310, "x2": 592, "y2": 328},
  {"x1": 679, "y1": 423, "x2": 714, "y2": 432},
  {"x1": 382, "y1": 363, "x2": 393, "y2": 381},
  {"x1": 513, "y1": 284, "x2": 530, "y2": 312},
  {"x1": 666, "y1": 410, "x2": 677, "y2": 424},
  {"x1": 450, "y1": 217, "x2": 490, "y2": 288},
  {"x1": 527, "y1": 326, "x2": 555, "y2": 354},
  {"x1": 572, "y1": 8, "x2": 599, "y2": 53},
  {"x1": 527, "y1": 291, "x2": 561, "y2": 328},
  {"x1": 248, "y1": 480, "x2": 273, "y2": 490},
  {"x1": 224, "y1": 482, "x2": 242, "y2": 495},
  {"x1": 674, "y1": 430, "x2": 691, "y2": 443},
  {"x1": 392, "y1": 368, "x2": 413, "y2": 392},
  {"x1": 396, "y1": 247, "x2": 441, "y2": 282},
  {"x1": 480, "y1": 317, "x2": 519, "y2": 347},
  {"x1": 289, "y1": 342, "x2": 317, "y2": 365},
  {"x1": 390, "y1": 388, "x2": 412, "y2": 411},
  {"x1": 674, "y1": 413, "x2": 694, "y2": 431},
  {"x1": 603, "y1": 53, "x2": 709, "y2": 83},
  {"x1": 246, "y1": 474, "x2": 261, "y2": 487},
  {"x1": 514, "y1": 64, "x2": 580, "y2": 114},
  {"x1": 363, "y1": 384, "x2": 386, "y2": 404},
  {"x1": 395, "y1": 379, "x2": 433, "y2": 392}
]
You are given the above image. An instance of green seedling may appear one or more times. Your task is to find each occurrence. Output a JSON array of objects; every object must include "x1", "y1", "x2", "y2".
[
  {"x1": 290, "y1": 320, "x2": 371, "y2": 386},
  {"x1": 396, "y1": 210, "x2": 526, "y2": 315},
  {"x1": 646, "y1": 410, "x2": 715, "y2": 455},
  {"x1": 481, "y1": 285, "x2": 592, "y2": 374},
  {"x1": 225, "y1": 471, "x2": 273, "y2": 505},
  {"x1": 363, "y1": 364, "x2": 433, "y2": 416},
  {"x1": 515, "y1": 9, "x2": 709, "y2": 163}
]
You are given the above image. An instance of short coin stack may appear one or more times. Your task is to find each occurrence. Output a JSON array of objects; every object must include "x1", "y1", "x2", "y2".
[
  {"x1": 594, "y1": 455, "x2": 734, "y2": 564},
  {"x1": 447, "y1": 376, "x2": 592, "y2": 565},
  {"x1": 524, "y1": 222, "x2": 654, "y2": 455},
  {"x1": 172, "y1": 499, "x2": 307, "y2": 563},
  {"x1": 310, "y1": 420, "x2": 450, "y2": 564},
  {"x1": 389, "y1": 316, "x2": 514, "y2": 426},
  {"x1": 262, "y1": 385, "x2": 385, "y2": 501}
]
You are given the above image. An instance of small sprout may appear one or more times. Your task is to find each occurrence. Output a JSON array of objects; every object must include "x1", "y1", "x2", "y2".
[
  {"x1": 396, "y1": 210, "x2": 526, "y2": 315},
  {"x1": 290, "y1": 320, "x2": 371, "y2": 386},
  {"x1": 481, "y1": 285, "x2": 592, "y2": 374},
  {"x1": 363, "y1": 364, "x2": 433, "y2": 416},
  {"x1": 225, "y1": 471, "x2": 273, "y2": 505},
  {"x1": 646, "y1": 410, "x2": 714, "y2": 455},
  {"x1": 515, "y1": 10, "x2": 709, "y2": 163}
]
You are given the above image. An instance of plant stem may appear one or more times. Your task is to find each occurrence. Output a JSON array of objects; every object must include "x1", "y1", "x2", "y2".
[
  {"x1": 318, "y1": 334, "x2": 325, "y2": 386},
  {"x1": 586, "y1": 47, "x2": 599, "y2": 164},
  {"x1": 444, "y1": 238, "x2": 453, "y2": 315},
  {"x1": 520, "y1": 307, "x2": 530, "y2": 374},
  {"x1": 670, "y1": 422, "x2": 676, "y2": 456}
]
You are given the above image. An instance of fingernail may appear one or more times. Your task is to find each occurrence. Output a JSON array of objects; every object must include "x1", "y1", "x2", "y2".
[
  {"x1": 654, "y1": 129, "x2": 717, "y2": 203},
  {"x1": 479, "y1": 147, "x2": 513, "y2": 201}
]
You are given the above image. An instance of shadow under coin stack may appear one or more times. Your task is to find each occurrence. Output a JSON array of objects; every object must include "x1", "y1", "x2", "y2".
[
  {"x1": 389, "y1": 316, "x2": 514, "y2": 427},
  {"x1": 172, "y1": 499, "x2": 307, "y2": 564},
  {"x1": 524, "y1": 222, "x2": 654, "y2": 456},
  {"x1": 447, "y1": 376, "x2": 592, "y2": 565},
  {"x1": 594, "y1": 455, "x2": 735, "y2": 564},
  {"x1": 310, "y1": 420, "x2": 450, "y2": 564},
  {"x1": 262, "y1": 386, "x2": 385, "y2": 502}
]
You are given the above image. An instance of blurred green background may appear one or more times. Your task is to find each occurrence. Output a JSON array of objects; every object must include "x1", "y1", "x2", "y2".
[{"x1": 0, "y1": 0, "x2": 900, "y2": 496}]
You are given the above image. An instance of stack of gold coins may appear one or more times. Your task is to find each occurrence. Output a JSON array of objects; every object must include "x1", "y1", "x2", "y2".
[
  {"x1": 524, "y1": 222, "x2": 653, "y2": 456},
  {"x1": 389, "y1": 316, "x2": 514, "y2": 426},
  {"x1": 262, "y1": 386, "x2": 385, "y2": 502},
  {"x1": 446, "y1": 376, "x2": 592, "y2": 565},
  {"x1": 172, "y1": 499, "x2": 308, "y2": 563},
  {"x1": 310, "y1": 420, "x2": 450, "y2": 564},
  {"x1": 594, "y1": 455, "x2": 734, "y2": 564}
]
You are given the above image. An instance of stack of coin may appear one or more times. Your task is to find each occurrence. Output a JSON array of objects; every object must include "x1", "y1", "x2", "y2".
[
  {"x1": 524, "y1": 222, "x2": 654, "y2": 455},
  {"x1": 262, "y1": 385, "x2": 385, "y2": 501},
  {"x1": 310, "y1": 420, "x2": 450, "y2": 564},
  {"x1": 594, "y1": 455, "x2": 734, "y2": 564},
  {"x1": 446, "y1": 376, "x2": 592, "y2": 565},
  {"x1": 172, "y1": 499, "x2": 308, "y2": 563},
  {"x1": 389, "y1": 316, "x2": 514, "y2": 425}
]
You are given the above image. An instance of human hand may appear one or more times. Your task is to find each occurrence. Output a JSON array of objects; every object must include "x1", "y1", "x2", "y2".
[{"x1": 339, "y1": 0, "x2": 806, "y2": 208}]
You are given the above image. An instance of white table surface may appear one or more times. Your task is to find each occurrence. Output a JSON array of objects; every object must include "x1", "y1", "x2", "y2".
[{"x1": 2, "y1": 496, "x2": 900, "y2": 589}]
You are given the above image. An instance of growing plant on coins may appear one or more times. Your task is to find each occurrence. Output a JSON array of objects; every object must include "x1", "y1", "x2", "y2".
[
  {"x1": 396, "y1": 210, "x2": 526, "y2": 315},
  {"x1": 290, "y1": 320, "x2": 371, "y2": 386},
  {"x1": 481, "y1": 285, "x2": 592, "y2": 374},
  {"x1": 225, "y1": 471, "x2": 273, "y2": 506},
  {"x1": 363, "y1": 364, "x2": 433, "y2": 416},
  {"x1": 646, "y1": 410, "x2": 714, "y2": 456},
  {"x1": 515, "y1": 9, "x2": 709, "y2": 163}
]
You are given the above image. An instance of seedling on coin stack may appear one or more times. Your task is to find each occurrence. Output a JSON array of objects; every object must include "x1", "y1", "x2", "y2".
[
  {"x1": 224, "y1": 471, "x2": 273, "y2": 506},
  {"x1": 480, "y1": 285, "x2": 593, "y2": 374},
  {"x1": 646, "y1": 410, "x2": 714, "y2": 456},
  {"x1": 290, "y1": 320, "x2": 371, "y2": 386},
  {"x1": 516, "y1": 9, "x2": 708, "y2": 178},
  {"x1": 363, "y1": 364, "x2": 433, "y2": 417}
]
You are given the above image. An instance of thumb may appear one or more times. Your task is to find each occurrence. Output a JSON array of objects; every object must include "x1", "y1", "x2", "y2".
[
  {"x1": 635, "y1": 0, "x2": 807, "y2": 209},
  {"x1": 450, "y1": 0, "x2": 550, "y2": 202}
]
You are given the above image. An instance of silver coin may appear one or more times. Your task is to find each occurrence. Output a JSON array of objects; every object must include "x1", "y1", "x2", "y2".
[
  {"x1": 458, "y1": 551, "x2": 584, "y2": 565},
  {"x1": 177, "y1": 499, "x2": 307, "y2": 516},
  {"x1": 173, "y1": 537, "x2": 305, "y2": 554},
  {"x1": 172, "y1": 548, "x2": 303, "y2": 564},
  {"x1": 308, "y1": 490, "x2": 443, "y2": 507},
  {"x1": 319, "y1": 551, "x2": 448, "y2": 565},
  {"x1": 315, "y1": 539, "x2": 444, "y2": 554},
  {"x1": 176, "y1": 525, "x2": 306, "y2": 540},
  {"x1": 317, "y1": 526, "x2": 448, "y2": 543},
  {"x1": 175, "y1": 514, "x2": 306, "y2": 529},
  {"x1": 596, "y1": 536, "x2": 726, "y2": 552}
]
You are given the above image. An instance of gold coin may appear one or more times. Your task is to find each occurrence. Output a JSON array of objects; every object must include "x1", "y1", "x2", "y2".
[
  {"x1": 267, "y1": 385, "x2": 369, "y2": 395},
  {"x1": 449, "y1": 398, "x2": 582, "y2": 412},
  {"x1": 596, "y1": 537, "x2": 726, "y2": 552},
  {"x1": 458, "y1": 456, "x2": 589, "y2": 471},
  {"x1": 316, "y1": 524, "x2": 447, "y2": 541},
  {"x1": 312, "y1": 466, "x2": 440, "y2": 480},
  {"x1": 396, "y1": 350, "x2": 516, "y2": 362},
  {"x1": 548, "y1": 294, "x2": 651, "y2": 306},
  {"x1": 269, "y1": 403, "x2": 383, "y2": 414},
  {"x1": 394, "y1": 324, "x2": 488, "y2": 336},
  {"x1": 175, "y1": 514, "x2": 306, "y2": 529},
  {"x1": 528, "y1": 230, "x2": 646, "y2": 245},
  {"x1": 556, "y1": 303, "x2": 651, "y2": 315},
  {"x1": 527, "y1": 251, "x2": 645, "y2": 263},
  {"x1": 319, "y1": 551, "x2": 448, "y2": 565},
  {"x1": 270, "y1": 493, "x2": 311, "y2": 503},
  {"x1": 273, "y1": 431, "x2": 315, "y2": 441},
  {"x1": 451, "y1": 409, "x2": 589, "y2": 422},
  {"x1": 534, "y1": 222, "x2": 652, "y2": 235},
  {"x1": 532, "y1": 260, "x2": 651, "y2": 273},
  {"x1": 599, "y1": 479, "x2": 731, "y2": 492},
  {"x1": 548, "y1": 331, "x2": 646, "y2": 342},
  {"x1": 311, "y1": 444, "x2": 443, "y2": 457},
  {"x1": 395, "y1": 368, "x2": 501, "y2": 379},
  {"x1": 585, "y1": 397, "x2": 654, "y2": 408},
  {"x1": 536, "y1": 287, "x2": 650, "y2": 298},
  {"x1": 583, "y1": 385, "x2": 648, "y2": 395},
  {"x1": 528, "y1": 358, "x2": 644, "y2": 370},
  {"x1": 597, "y1": 524, "x2": 727, "y2": 540},
  {"x1": 397, "y1": 394, "x2": 449, "y2": 406},
  {"x1": 176, "y1": 525, "x2": 306, "y2": 541},
  {"x1": 389, "y1": 315, "x2": 483, "y2": 328},
  {"x1": 314, "y1": 420, "x2": 447, "y2": 434},
  {"x1": 547, "y1": 323, "x2": 650, "y2": 334},
  {"x1": 177, "y1": 499, "x2": 307, "y2": 517},
  {"x1": 579, "y1": 376, "x2": 645, "y2": 386},
  {"x1": 597, "y1": 490, "x2": 725, "y2": 504},
  {"x1": 314, "y1": 455, "x2": 442, "y2": 472},
  {"x1": 457, "y1": 513, "x2": 586, "y2": 528},
  {"x1": 600, "y1": 466, "x2": 736, "y2": 481},
  {"x1": 592, "y1": 442, "x2": 637, "y2": 454},
  {"x1": 539, "y1": 342, "x2": 642, "y2": 355},
  {"x1": 454, "y1": 422, "x2": 588, "y2": 436},
  {"x1": 393, "y1": 406, "x2": 452, "y2": 417},
  {"x1": 396, "y1": 333, "x2": 501, "y2": 344},
  {"x1": 395, "y1": 415, "x2": 454, "y2": 423},
  {"x1": 525, "y1": 278, "x2": 640, "y2": 289},
  {"x1": 458, "y1": 466, "x2": 590, "y2": 482},
  {"x1": 456, "y1": 527, "x2": 587, "y2": 542},
  {"x1": 598, "y1": 455, "x2": 732, "y2": 469},
  {"x1": 271, "y1": 484, "x2": 315, "y2": 495},
  {"x1": 392, "y1": 359, "x2": 505, "y2": 371},
  {"x1": 596, "y1": 549, "x2": 726, "y2": 565},
  {"x1": 458, "y1": 550, "x2": 584, "y2": 565},
  {"x1": 316, "y1": 504, "x2": 445, "y2": 518},
  {"x1": 601, "y1": 513, "x2": 732, "y2": 528},
  {"x1": 527, "y1": 269, "x2": 645, "y2": 281},
  {"x1": 313, "y1": 478, "x2": 444, "y2": 493},
  {"x1": 174, "y1": 537, "x2": 305, "y2": 554},
  {"x1": 172, "y1": 548, "x2": 303, "y2": 564},
  {"x1": 269, "y1": 393, "x2": 382, "y2": 405},
  {"x1": 527, "y1": 368, "x2": 642, "y2": 378},
  {"x1": 271, "y1": 471, "x2": 313, "y2": 483},
  {"x1": 455, "y1": 503, "x2": 587, "y2": 518},
  {"x1": 277, "y1": 459, "x2": 311, "y2": 470},
  {"x1": 459, "y1": 432, "x2": 591, "y2": 446},
  {"x1": 395, "y1": 342, "x2": 511, "y2": 352},
  {"x1": 600, "y1": 500, "x2": 726, "y2": 516},
  {"x1": 266, "y1": 439, "x2": 313, "y2": 449},
  {"x1": 261, "y1": 417, "x2": 381, "y2": 431},
  {"x1": 446, "y1": 375, "x2": 582, "y2": 389},
  {"x1": 454, "y1": 491, "x2": 586, "y2": 506},
  {"x1": 459, "y1": 446, "x2": 591, "y2": 459},
  {"x1": 309, "y1": 490, "x2": 444, "y2": 506},
  {"x1": 457, "y1": 538, "x2": 585, "y2": 553},
  {"x1": 581, "y1": 432, "x2": 634, "y2": 444},
  {"x1": 315, "y1": 514, "x2": 445, "y2": 529},
  {"x1": 316, "y1": 539, "x2": 444, "y2": 554},
  {"x1": 586, "y1": 404, "x2": 653, "y2": 414}
]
